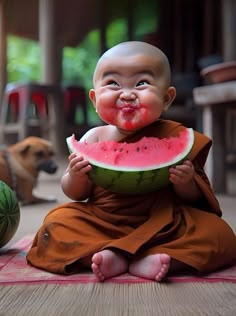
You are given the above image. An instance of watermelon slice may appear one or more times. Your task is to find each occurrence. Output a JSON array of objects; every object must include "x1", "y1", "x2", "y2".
[
  {"x1": 0, "y1": 181, "x2": 20, "y2": 248},
  {"x1": 66, "y1": 128, "x2": 194, "y2": 194}
]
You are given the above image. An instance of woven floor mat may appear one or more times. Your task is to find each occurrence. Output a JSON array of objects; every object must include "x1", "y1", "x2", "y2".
[{"x1": 1, "y1": 235, "x2": 236, "y2": 285}]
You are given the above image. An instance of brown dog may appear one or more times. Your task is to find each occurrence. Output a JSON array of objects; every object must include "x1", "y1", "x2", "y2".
[{"x1": 0, "y1": 137, "x2": 58, "y2": 205}]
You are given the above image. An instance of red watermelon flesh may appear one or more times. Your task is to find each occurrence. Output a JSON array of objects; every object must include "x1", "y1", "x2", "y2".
[
  {"x1": 67, "y1": 129, "x2": 193, "y2": 170},
  {"x1": 66, "y1": 128, "x2": 194, "y2": 194}
]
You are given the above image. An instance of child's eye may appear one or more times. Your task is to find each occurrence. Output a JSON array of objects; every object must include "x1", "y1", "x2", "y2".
[
  {"x1": 107, "y1": 80, "x2": 119, "y2": 86},
  {"x1": 137, "y1": 80, "x2": 149, "y2": 86}
]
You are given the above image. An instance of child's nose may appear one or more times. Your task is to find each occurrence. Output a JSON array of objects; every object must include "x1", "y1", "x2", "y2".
[{"x1": 120, "y1": 89, "x2": 136, "y2": 101}]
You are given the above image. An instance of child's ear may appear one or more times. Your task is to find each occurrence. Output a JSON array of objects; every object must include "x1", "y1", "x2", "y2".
[
  {"x1": 89, "y1": 89, "x2": 96, "y2": 108},
  {"x1": 163, "y1": 86, "x2": 176, "y2": 112}
]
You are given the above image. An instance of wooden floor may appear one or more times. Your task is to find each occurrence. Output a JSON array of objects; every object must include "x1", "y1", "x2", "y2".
[{"x1": 1, "y1": 282, "x2": 236, "y2": 315}]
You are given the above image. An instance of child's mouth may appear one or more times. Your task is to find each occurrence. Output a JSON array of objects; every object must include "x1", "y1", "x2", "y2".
[{"x1": 121, "y1": 106, "x2": 136, "y2": 114}]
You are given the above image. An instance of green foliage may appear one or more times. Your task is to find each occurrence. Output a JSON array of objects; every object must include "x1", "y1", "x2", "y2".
[
  {"x1": 106, "y1": 18, "x2": 128, "y2": 48},
  {"x1": 63, "y1": 29, "x2": 100, "y2": 91},
  {"x1": 133, "y1": 0, "x2": 158, "y2": 38},
  {"x1": 7, "y1": 36, "x2": 40, "y2": 83}
]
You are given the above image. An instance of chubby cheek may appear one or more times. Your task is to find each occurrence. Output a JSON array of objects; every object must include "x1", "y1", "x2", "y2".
[
  {"x1": 96, "y1": 93, "x2": 118, "y2": 124},
  {"x1": 97, "y1": 107, "x2": 117, "y2": 125}
]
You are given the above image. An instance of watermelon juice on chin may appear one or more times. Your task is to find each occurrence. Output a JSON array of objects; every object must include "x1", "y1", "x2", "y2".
[
  {"x1": 66, "y1": 128, "x2": 194, "y2": 194},
  {"x1": 123, "y1": 120, "x2": 134, "y2": 130}
]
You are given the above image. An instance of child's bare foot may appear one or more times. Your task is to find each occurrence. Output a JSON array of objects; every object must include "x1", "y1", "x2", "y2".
[
  {"x1": 91, "y1": 249, "x2": 128, "y2": 281},
  {"x1": 129, "y1": 253, "x2": 170, "y2": 282}
]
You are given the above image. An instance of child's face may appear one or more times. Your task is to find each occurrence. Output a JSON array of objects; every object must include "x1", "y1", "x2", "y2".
[{"x1": 89, "y1": 53, "x2": 176, "y2": 132}]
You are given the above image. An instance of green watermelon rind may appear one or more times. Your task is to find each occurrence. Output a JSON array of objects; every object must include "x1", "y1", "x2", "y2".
[
  {"x1": 0, "y1": 181, "x2": 20, "y2": 248},
  {"x1": 89, "y1": 157, "x2": 187, "y2": 194},
  {"x1": 66, "y1": 128, "x2": 194, "y2": 194}
]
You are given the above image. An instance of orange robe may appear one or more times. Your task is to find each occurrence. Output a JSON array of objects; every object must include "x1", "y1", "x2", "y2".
[{"x1": 27, "y1": 120, "x2": 236, "y2": 274}]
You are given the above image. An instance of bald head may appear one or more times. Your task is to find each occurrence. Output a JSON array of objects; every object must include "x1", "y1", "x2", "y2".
[
  {"x1": 101, "y1": 41, "x2": 168, "y2": 60},
  {"x1": 93, "y1": 41, "x2": 171, "y2": 86}
]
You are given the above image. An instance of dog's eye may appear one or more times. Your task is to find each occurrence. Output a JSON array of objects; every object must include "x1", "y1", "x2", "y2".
[
  {"x1": 49, "y1": 151, "x2": 55, "y2": 157},
  {"x1": 35, "y1": 150, "x2": 45, "y2": 158}
]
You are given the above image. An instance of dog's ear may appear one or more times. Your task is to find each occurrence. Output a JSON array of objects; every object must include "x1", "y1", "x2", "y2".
[{"x1": 19, "y1": 145, "x2": 31, "y2": 156}]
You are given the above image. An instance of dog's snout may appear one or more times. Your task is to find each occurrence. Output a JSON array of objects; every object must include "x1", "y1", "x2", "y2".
[
  {"x1": 48, "y1": 162, "x2": 58, "y2": 174},
  {"x1": 37, "y1": 161, "x2": 58, "y2": 174}
]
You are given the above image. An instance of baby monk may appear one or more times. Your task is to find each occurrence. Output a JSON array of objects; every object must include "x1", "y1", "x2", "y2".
[{"x1": 27, "y1": 41, "x2": 236, "y2": 282}]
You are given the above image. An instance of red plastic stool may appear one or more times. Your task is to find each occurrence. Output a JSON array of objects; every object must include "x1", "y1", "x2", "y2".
[
  {"x1": 64, "y1": 86, "x2": 88, "y2": 125},
  {"x1": 6, "y1": 90, "x2": 47, "y2": 122},
  {"x1": 0, "y1": 82, "x2": 62, "y2": 143}
]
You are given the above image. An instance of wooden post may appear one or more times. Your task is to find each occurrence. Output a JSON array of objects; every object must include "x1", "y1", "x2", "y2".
[
  {"x1": 38, "y1": 0, "x2": 65, "y2": 155},
  {"x1": 222, "y1": 0, "x2": 236, "y2": 60},
  {"x1": 127, "y1": 0, "x2": 134, "y2": 41},
  {"x1": 99, "y1": 0, "x2": 107, "y2": 54},
  {"x1": 0, "y1": 0, "x2": 7, "y2": 106},
  {"x1": 39, "y1": 0, "x2": 62, "y2": 84}
]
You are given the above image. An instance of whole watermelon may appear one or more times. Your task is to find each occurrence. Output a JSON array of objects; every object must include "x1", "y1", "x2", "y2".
[{"x1": 0, "y1": 181, "x2": 20, "y2": 248}]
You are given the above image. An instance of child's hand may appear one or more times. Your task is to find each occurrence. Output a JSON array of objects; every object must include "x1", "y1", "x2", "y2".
[
  {"x1": 68, "y1": 153, "x2": 92, "y2": 178},
  {"x1": 169, "y1": 160, "x2": 194, "y2": 185}
]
